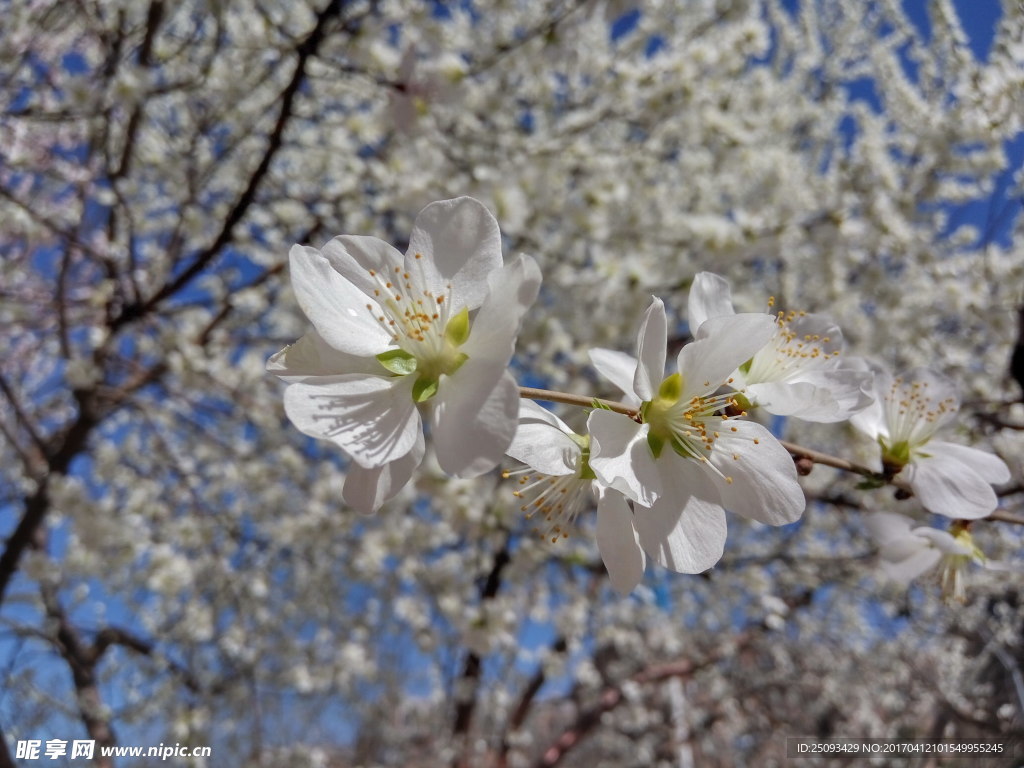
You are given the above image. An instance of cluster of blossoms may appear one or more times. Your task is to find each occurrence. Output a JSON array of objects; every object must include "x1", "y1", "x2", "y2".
[{"x1": 271, "y1": 198, "x2": 1011, "y2": 595}]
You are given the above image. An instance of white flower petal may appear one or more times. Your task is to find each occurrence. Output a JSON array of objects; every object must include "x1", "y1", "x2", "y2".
[
  {"x1": 687, "y1": 272, "x2": 735, "y2": 331},
  {"x1": 654, "y1": 448, "x2": 722, "y2": 505},
  {"x1": 343, "y1": 432, "x2": 425, "y2": 514},
  {"x1": 406, "y1": 197, "x2": 503, "y2": 312},
  {"x1": 708, "y1": 421, "x2": 805, "y2": 525},
  {"x1": 588, "y1": 410, "x2": 660, "y2": 506},
  {"x1": 267, "y1": 330, "x2": 383, "y2": 382},
  {"x1": 864, "y1": 512, "x2": 916, "y2": 544},
  {"x1": 462, "y1": 253, "x2": 542, "y2": 370},
  {"x1": 516, "y1": 399, "x2": 574, "y2": 434},
  {"x1": 588, "y1": 348, "x2": 642, "y2": 406},
  {"x1": 744, "y1": 380, "x2": 841, "y2": 421},
  {"x1": 320, "y1": 235, "x2": 406, "y2": 300},
  {"x1": 897, "y1": 367, "x2": 961, "y2": 443},
  {"x1": 914, "y1": 527, "x2": 973, "y2": 556},
  {"x1": 634, "y1": 494, "x2": 727, "y2": 574},
  {"x1": 926, "y1": 441, "x2": 1010, "y2": 485},
  {"x1": 432, "y1": 369, "x2": 519, "y2": 477},
  {"x1": 849, "y1": 360, "x2": 889, "y2": 440},
  {"x1": 802, "y1": 367, "x2": 873, "y2": 419},
  {"x1": 878, "y1": 535, "x2": 930, "y2": 563},
  {"x1": 288, "y1": 245, "x2": 391, "y2": 356},
  {"x1": 596, "y1": 490, "x2": 646, "y2": 595},
  {"x1": 506, "y1": 419, "x2": 580, "y2": 476},
  {"x1": 632, "y1": 297, "x2": 667, "y2": 402},
  {"x1": 283, "y1": 374, "x2": 420, "y2": 468},
  {"x1": 880, "y1": 546, "x2": 943, "y2": 584},
  {"x1": 677, "y1": 313, "x2": 775, "y2": 397},
  {"x1": 905, "y1": 451, "x2": 999, "y2": 519},
  {"x1": 779, "y1": 313, "x2": 845, "y2": 356}
]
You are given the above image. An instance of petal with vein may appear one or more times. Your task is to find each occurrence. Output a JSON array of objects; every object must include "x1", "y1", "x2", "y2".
[
  {"x1": 708, "y1": 421, "x2": 805, "y2": 525},
  {"x1": 635, "y1": 494, "x2": 727, "y2": 574},
  {"x1": 632, "y1": 298, "x2": 667, "y2": 402},
  {"x1": 267, "y1": 330, "x2": 384, "y2": 382},
  {"x1": 905, "y1": 452, "x2": 999, "y2": 519},
  {"x1": 596, "y1": 490, "x2": 646, "y2": 595},
  {"x1": 284, "y1": 374, "x2": 420, "y2": 469},
  {"x1": 343, "y1": 432, "x2": 425, "y2": 514},
  {"x1": 677, "y1": 313, "x2": 775, "y2": 397},
  {"x1": 588, "y1": 348, "x2": 641, "y2": 407},
  {"x1": 433, "y1": 369, "x2": 519, "y2": 478},
  {"x1": 588, "y1": 409, "x2": 660, "y2": 506},
  {"x1": 406, "y1": 197, "x2": 503, "y2": 312},
  {"x1": 288, "y1": 245, "x2": 391, "y2": 356},
  {"x1": 687, "y1": 272, "x2": 735, "y2": 331}
]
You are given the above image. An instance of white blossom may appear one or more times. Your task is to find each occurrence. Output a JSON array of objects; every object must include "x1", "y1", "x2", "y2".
[
  {"x1": 864, "y1": 512, "x2": 1005, "y2": 603},
  {"x1": 852, "y1": 364, "x2": 1010, "y2": 519},
  {"x1": 506, "y1": 400, "x2": 645, "y2": 594},
  {"x1": 269, "y1": 197, "x2": 541, "y2": 511},
  {"x1": 588, "y1": 297, "x2": 806, "y2": 575},
  {"x1": 688, "y1": 271, "x2": 872, "y2": 422}
]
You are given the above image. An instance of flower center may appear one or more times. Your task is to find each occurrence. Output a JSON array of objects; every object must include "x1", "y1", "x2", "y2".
[
  {"x1": 881, "y1": 376, "x2": 958, "y2": 448},
  {"x1": 364, "y1": 258, "x2": 471, "y2": 401},
  {"x1": 743, "y1": 309, "x2": 840, "y2": 383},
  {"x1": 502, "y1": 434, "x2": 596, "y2": 544},
  {"x1": 640, "y1": 373, "x2": 746, "y2": 483}
]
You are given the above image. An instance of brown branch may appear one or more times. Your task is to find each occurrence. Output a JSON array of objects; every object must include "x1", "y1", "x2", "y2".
[
  {"x1": 778, "y1": 439, "x2": 903, "y2": 488},
  {"x1": 40, "y1": 583, "x2": 116, "y2": 768},
  {"x1": 112, "y1": 0, "x2": 347, "y2": 329},
  {"x1": 0, "y1": 389, "x2": 98, "y2": 605},
  {"x1": 0, "y1": 729, "x2": 14, "y2": 768},
  {"x1": 985, "y1": 509, "x2": 1024, "y2": 526},
  {"x1": 0, "y1": 371, "x2": 49, "y2": 459},
  {"x1": 497, "y1": 636, "x2": 568, "y2": 768},
  {"x1": 533, "y1": 635, "x2": 752, "y2": 768},
  {"x1": 519, "y1": 387, "x2": 638, "y2": 418},
  {"x1": 452, "y1": 534, "x2": 512, "y2": 767}
]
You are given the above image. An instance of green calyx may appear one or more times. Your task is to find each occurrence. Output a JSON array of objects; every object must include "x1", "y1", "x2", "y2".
[
  {"x1": 569, "y1": 433, "x2": 598, "y2": 480},
  {"x1": 405, "y1": 305, "x2": 473, "y2": 405},
  {"x1": 412, "y1": 377, "x2": 439, "y2": 403},
  {"x1": 951, "y1": 523, "x2": 985, "y2": 564},
  {"x1": 642, "y1": 373, "x2": 684, "y2": 460},
  {"x1": 376, "y1": 349, "x2": 418, "y2": 375},
  {"x1": 880, "y1": 438, "x2": 911, "y2": 473},
  {"x1": 444, "y1": 306, "x2": 471, "y2": 347}
]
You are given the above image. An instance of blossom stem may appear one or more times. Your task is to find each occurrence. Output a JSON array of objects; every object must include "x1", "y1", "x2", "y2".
[
  {"x1": 518, "y1": 386, "x2": 638, "y2": 418},
  {"x1": 516, "y1": 388, "x2": 1024, "y2": 526},
  {"x1": 779, "y1": 440, "x2": 886, "y2": 481}
]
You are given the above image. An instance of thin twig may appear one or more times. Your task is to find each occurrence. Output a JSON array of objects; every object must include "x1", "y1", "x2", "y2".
[{"x1": 518, "y1": 387, "x2": 637, "y2": 418}]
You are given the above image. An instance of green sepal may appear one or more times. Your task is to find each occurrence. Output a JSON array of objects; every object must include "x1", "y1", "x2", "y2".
[
  {"x1": 376, "y1": 348, "x2": 418, "y2": 376},
  {"x1": 639, "y1": 401, "x2": 650, "y2": 422},
  {"x1": 738, "y1": 358, "x2": 753, "y2": 375},
  {"x1": 569, "y1": 433, "x2": 591, "y2": 450},
  {"x1": 412, "y1": 376, "x2": 439, "y2": 402},
  {"x1": 444, "y1": 306, "x2": 471, "y2": 347},
  {"x1": 647, "y1": 431, "x2": 665, "y2": 459},
  {"x1": 578, "y1": 451, "x2": 598, "y2": 481},
  {"x1": 882, "y1": 439, "x2": 911, "y2": 467},
  {"x1": 448, "y1": 352, "x2": 469, "y2": 375},
  {"x1": 657, "y1": 372, "x2": 683, "y2": 402},
  {"x1": 670, "y1": 437, "x2": 696, "y2": 460},
  {"x1": 856, "y1": 477, "x2": 887, "y2": 490}
]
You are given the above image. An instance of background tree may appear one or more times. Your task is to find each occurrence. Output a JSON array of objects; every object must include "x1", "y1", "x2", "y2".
[{"x1": 1, "y1": 0, "x2": 1023, "y2": 766}]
